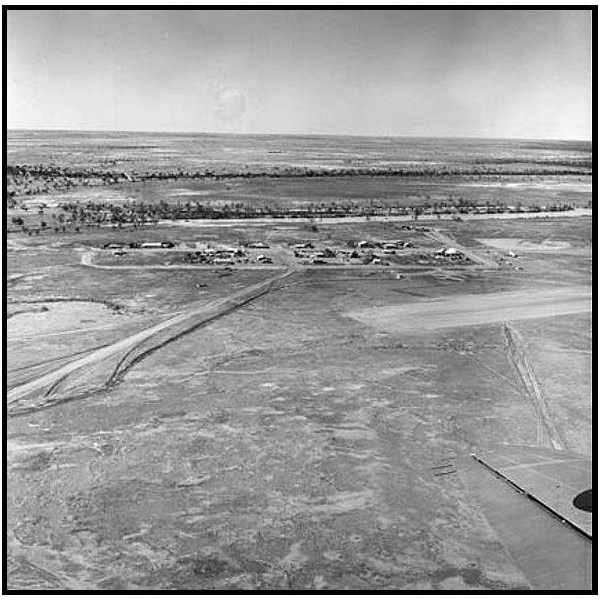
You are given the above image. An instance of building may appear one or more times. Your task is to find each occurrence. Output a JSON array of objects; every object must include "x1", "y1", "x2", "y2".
[{"x1": 357, "y1": 240, "x2": 375, "y2": 249}]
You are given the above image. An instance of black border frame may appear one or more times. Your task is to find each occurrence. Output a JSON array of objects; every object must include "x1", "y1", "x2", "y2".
[{"x1": 2, "y1": 6, "x2": 597, "y2": 595}]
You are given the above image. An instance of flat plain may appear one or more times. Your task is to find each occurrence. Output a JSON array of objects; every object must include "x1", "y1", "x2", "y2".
[{"x1": 6, "y1": 133, "x2": 592, "y2": 590}]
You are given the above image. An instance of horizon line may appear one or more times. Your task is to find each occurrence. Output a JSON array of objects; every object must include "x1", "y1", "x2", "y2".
[{"x1": 6, "y1": 127, "x2": 592, "y2": 144}]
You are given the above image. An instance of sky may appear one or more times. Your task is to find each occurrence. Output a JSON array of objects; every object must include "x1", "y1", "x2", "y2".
[{"x1": 7, "y1": 9, "x2": 592, "y2": 139}]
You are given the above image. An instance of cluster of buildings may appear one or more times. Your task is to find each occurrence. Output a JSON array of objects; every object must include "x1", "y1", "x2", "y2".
[
  {"x1": 103, "y1": 241, "x2": 175, "y2": 250},
  {"x1": 289, "y1": 238, "x2": 417, "y2": 266},
  {"x1": 356, "y1": 239, "x2": 414, "y2": 252},
  {"x1": 184, "y1": 246, "x2": 245, "y2": 265},
  {"x1": 103, "y1": 240, "x2": 175, "y2": 255},
  {"x1": 183, "y1": 242, "x2": 273, "y2": 265},
  {"x1": 291, "y1": 242, "x2": 337, "y2": 265},
  {"x1": 101, "y1": 237, "x2": 277, "y2": 266},
  {"x1": 99, "y1": 232, "x2": 475, "y2": 269}
]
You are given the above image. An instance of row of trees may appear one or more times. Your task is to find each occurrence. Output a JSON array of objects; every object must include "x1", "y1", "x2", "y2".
[
  {"x1": 9, "y1": 197, "x2": 579, "y2": 237},
  {"x1": 7, "y1": 162, "x2": 592, "y2": 199}
]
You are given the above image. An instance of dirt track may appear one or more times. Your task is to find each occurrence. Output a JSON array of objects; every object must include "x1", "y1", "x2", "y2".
[{"x1": 503, "y1": 323, "x2": 567, "y2": 451}]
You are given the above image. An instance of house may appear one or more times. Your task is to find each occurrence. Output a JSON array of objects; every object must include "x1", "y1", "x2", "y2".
[
  {"x1": 293, "y1": 242, "x2": 314, "y2": 250},
  {"x1": 358, "y1": 240, "x2": 374, "y2": 249},
  {"x1": 248, "y1": 242, "x2": 270, "y2": 249},
  {"x1": 140, "y1": 242, "x2": 164, "y2": 249},
  {"x1": 435, "y1": 247, "x2": 459, "y2": 257},
  {"x1": 257, "y1": 254, "x2": 273, "y2": 263},
  {"x1": 214, "y1": 248, "x2": 237, "y2": 258},
  {"x1": 315, "y1": 249, "x2": 336, "y2": 259},
  {"x1": 104, "y1": 242, "x2": 125, "y2": 249}
]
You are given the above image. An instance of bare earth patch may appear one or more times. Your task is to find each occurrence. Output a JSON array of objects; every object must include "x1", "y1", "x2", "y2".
[
  {"x1": 346, "y1": 287, "x2": 591, "y2": 334},
  {"x1": 477, "y1": 238, "x2": 574, "y2": 253},
  {"x1": 7, "y1": 301, "x2": 128, "y2": 339}
]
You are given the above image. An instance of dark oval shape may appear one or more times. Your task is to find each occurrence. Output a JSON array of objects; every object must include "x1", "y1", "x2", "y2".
[{"x1": 572, "y1": 489, "x2": 593, "y2": 513}]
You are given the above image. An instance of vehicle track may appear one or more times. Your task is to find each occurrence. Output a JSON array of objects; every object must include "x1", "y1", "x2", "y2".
[
  {"x1": 7, "y1": 269, "x2": 298, "y2": 415},
  {"x1": 503, "y1": 322, "x2": 567, "y2": 451},
  {"x1": 6, "y1": 344, "x2": 111, "y2": 390}
]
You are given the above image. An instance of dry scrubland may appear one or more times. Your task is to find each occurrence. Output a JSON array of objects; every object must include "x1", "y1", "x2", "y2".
[{"x1": 5, "y1": 134, "x2": 592, "y2": 590}]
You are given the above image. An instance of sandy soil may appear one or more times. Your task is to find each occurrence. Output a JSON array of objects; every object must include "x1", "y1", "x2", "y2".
[{"x1": 7, "y1": 301, "x2": 129, "y2": 339}]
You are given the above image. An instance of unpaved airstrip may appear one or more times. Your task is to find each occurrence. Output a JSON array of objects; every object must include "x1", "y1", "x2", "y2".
[{"x1": 347, "y1": 286, "x2": 591, "y2": 334}]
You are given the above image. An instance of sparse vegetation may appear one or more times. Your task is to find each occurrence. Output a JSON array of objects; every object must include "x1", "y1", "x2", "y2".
[{"x1": 6, "y1": 132, "x2": 592, "y2": 592}]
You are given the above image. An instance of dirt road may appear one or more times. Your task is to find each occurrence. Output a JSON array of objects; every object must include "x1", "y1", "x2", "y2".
[{"x1": 156, "y1": 208, "x2": 592, "y2": 227}]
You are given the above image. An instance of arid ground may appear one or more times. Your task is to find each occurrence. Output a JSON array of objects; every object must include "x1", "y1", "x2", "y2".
[{"x1": 6, "y1": 134, "x2": 592, "y2": 590}]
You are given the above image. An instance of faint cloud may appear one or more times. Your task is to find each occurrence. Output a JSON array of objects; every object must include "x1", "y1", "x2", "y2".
[{"x1": 213, "y1": 87, "x2": 246, "y2": 124}]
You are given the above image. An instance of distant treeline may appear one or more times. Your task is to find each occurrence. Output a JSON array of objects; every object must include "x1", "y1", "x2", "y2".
[{"x1": 6, "y1": 160, "x2": 592, "y2": 200}]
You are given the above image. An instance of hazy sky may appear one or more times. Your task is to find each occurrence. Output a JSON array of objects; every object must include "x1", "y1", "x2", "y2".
[{"x1": 7, "y1": 9, "x2": 592, "y2": 139}]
